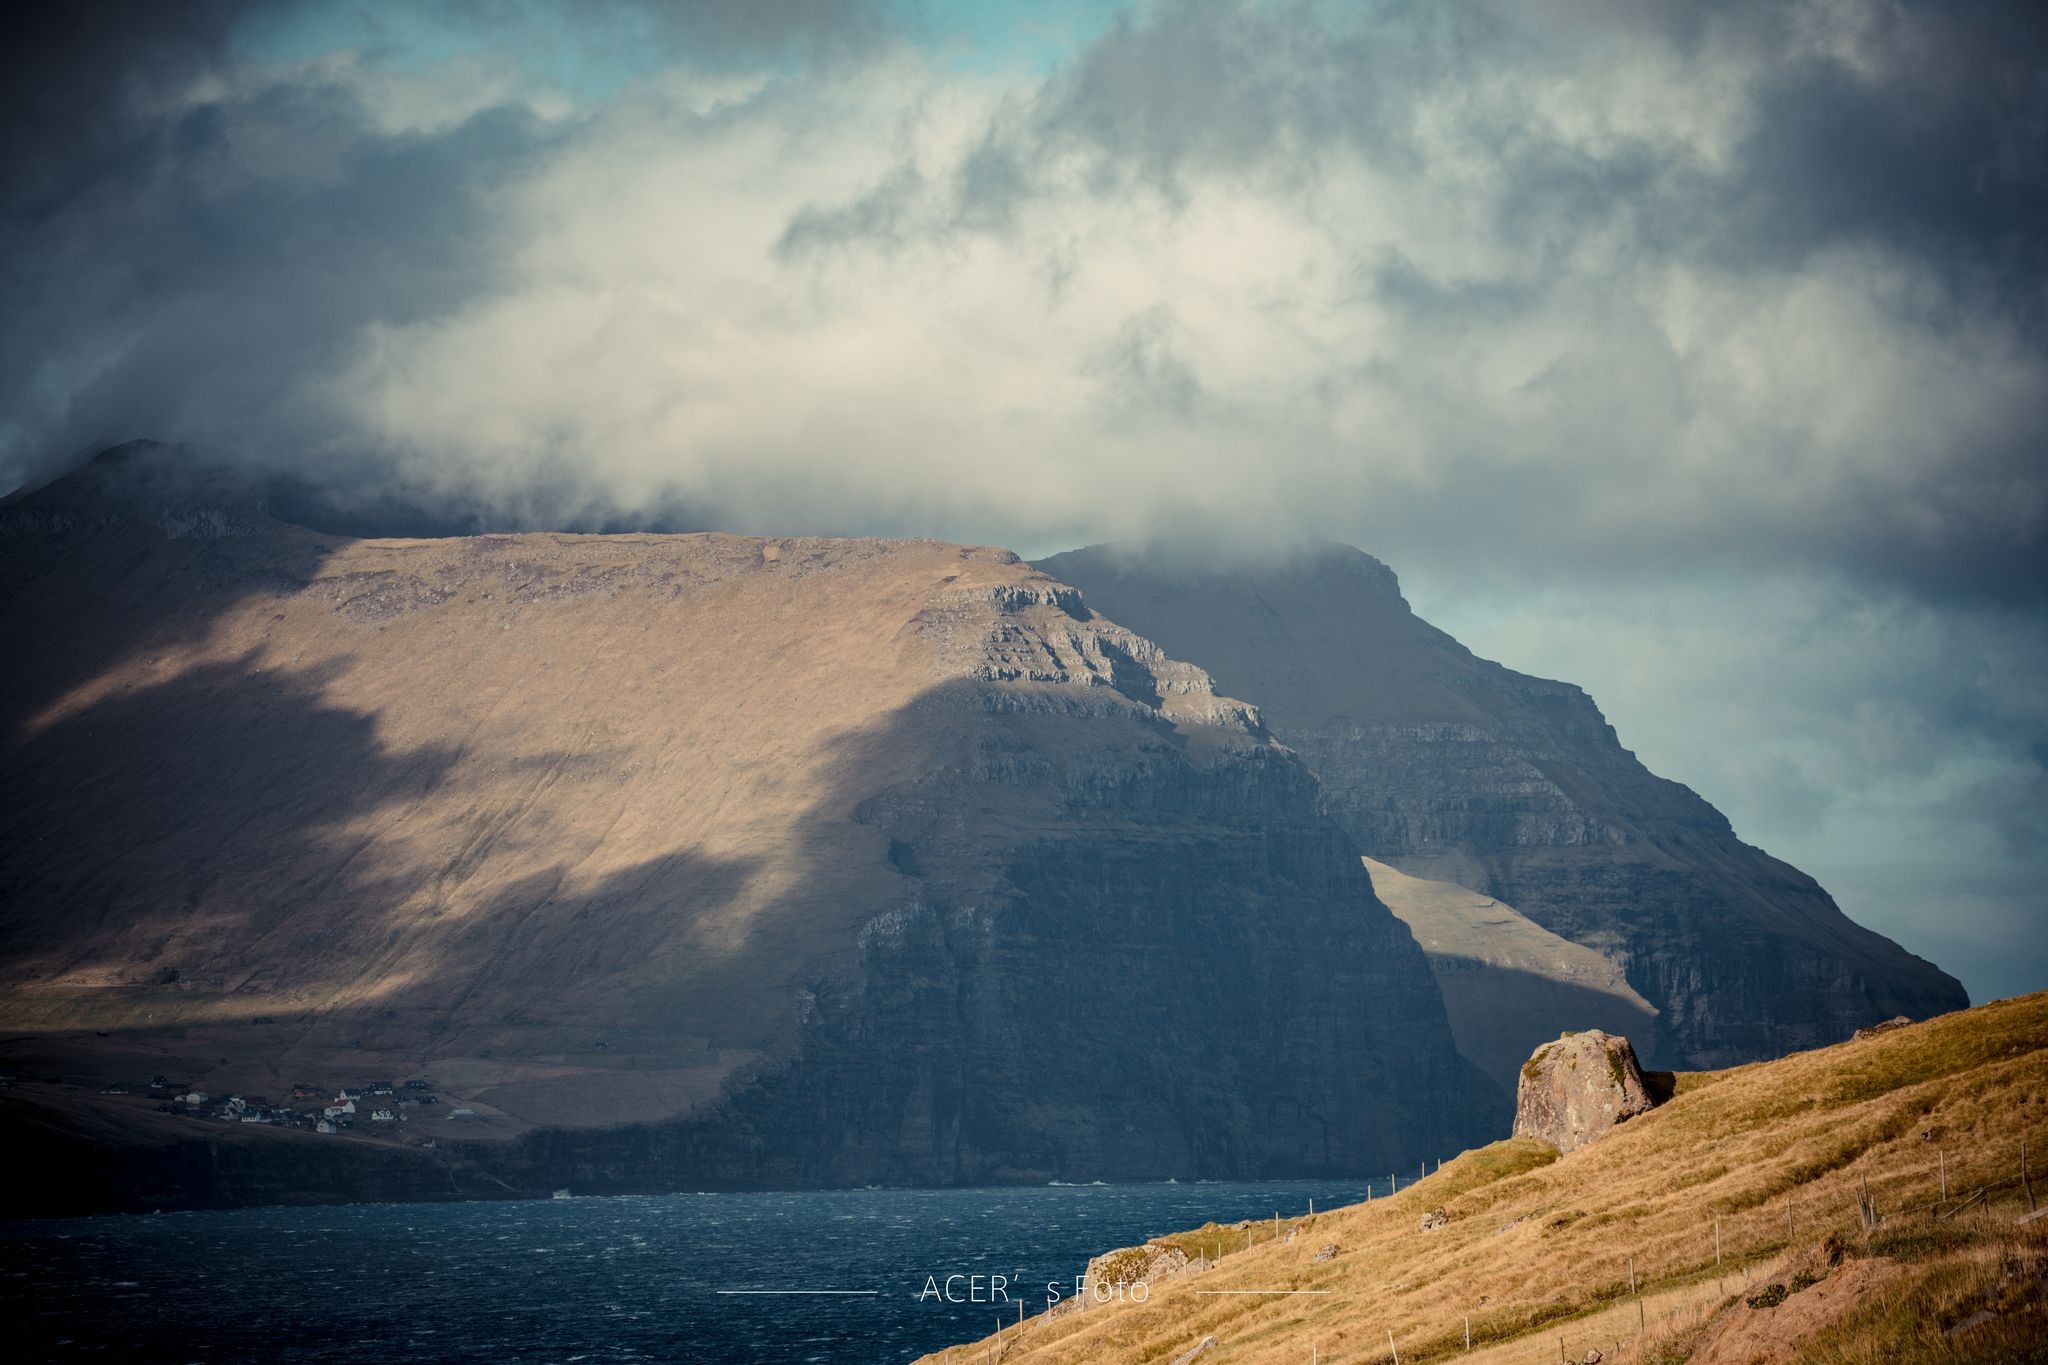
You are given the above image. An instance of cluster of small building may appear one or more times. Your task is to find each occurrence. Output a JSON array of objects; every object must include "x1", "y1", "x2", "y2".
[{"x1": 136, "y1": 1075, "x2": 466, "y2": 1133}]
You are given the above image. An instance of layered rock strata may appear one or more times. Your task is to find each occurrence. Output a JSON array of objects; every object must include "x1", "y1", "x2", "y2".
[
  {"x1": 1039, "y1": 543, "x2": 1968, "y2": 1069},
  {"x1": 0, "y1": 452, "x2": 1492, "y2": 1206}
]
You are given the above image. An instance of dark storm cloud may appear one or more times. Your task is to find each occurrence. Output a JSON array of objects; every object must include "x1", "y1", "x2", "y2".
[
  {"x1": 1, "y1": 1, "x2": 256, "y2": 215},
  {"x1": 912, "y1": 0, "x2": 2048, "y2": 606},
  {"x1": 7, "y1": 0, "x2": 2042, "y2": 583},
  {"x1": 0, "y1": 66, "x2": 556, "y2": 494},
  {"x1": 1705, "y1": 13, "x2": 2048, "y2": 312},
  {"x1": 1944, "y1": 752, "x2": 2048, "y2": 861},
  {"x1": 0, "y1": 0, "x2": 899, "y2": 492}
]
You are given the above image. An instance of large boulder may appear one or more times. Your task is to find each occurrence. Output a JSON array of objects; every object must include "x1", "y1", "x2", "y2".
[
  {"x1": 1085, "y1": 1239, "x2": 1192, "y2": 1291},
  {"x1": 1512, "y1": 1029, "x2": 1657, "y2": 1154},
  {"x1": 1052, "y1": 1238, "x2": 1195, "y2": 1316}
]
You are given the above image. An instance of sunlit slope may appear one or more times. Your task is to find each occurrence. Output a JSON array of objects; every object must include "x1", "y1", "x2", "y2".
[
  {"x1": 1, "y1": 453, "x2": 1494, "y2": 1191},
  {"x1": 1, "y1": 523, "x2": 1029, "y2": 1124},
  {"x1": 1364, "y1": 856, "x2": 1658, "y2": 1097},
  {"x1": 922, "y1": 992, "x2": 2048, "y2": 1364}
]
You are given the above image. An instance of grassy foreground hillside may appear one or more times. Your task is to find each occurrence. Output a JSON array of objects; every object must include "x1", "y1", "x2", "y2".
[{"x1": 922, "y1": 993, "x2": 2048, "y2": 1363}]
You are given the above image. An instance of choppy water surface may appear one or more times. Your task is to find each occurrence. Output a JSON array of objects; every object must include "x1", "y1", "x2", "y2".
[{"x1": 4, "y1": 1180, "x2": 1385, "y2": 1362}]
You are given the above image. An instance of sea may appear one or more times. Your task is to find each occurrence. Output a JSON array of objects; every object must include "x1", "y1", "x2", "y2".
[{"x1": 3, "y1": 1179, "x2": 1388, "y2": 1363}]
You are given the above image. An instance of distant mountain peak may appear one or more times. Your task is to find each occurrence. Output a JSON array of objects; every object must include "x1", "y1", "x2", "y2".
[
  {"x1": 1, "y1": 440, "x2": 275, "y2": 541},
  {"x1": 1039, "y1": 541, "x2": 1968, "y2": 1070}
]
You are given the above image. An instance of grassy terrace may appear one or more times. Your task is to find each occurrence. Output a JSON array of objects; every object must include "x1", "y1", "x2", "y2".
[{"x1": 920, "y1": 993, "x2": 2048, "y2": 1363}]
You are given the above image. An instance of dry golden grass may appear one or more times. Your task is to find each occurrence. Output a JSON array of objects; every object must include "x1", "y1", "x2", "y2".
[{"x1": 920, "y1": 992, "x2": 2048, "y2": 1363}]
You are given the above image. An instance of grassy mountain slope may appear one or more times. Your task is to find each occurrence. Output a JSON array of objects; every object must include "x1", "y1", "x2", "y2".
[
  {"x1": 0, "y1": 450, "x2": 1493, "y2": 1205},
  {"x1": 922, "y1": 992, "x2": 2048, "y2": 1364}
]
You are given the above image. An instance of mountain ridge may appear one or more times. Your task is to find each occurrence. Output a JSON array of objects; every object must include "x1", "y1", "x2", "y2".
[
  {"x1": 0, "y1": 452, "x2": 1494, "y2": 1204},
  {"x1": 1038, "y1": 541, "x2": 1968, "y2": 1069}
]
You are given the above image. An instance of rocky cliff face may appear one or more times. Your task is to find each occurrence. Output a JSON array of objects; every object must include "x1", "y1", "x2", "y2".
[
  {"x1": 0, "y1": 453, "x2": 1492, "y2": 1206},
  {"x1": 1037, "y1": 544, "x2": 1969, "y2": 1070},
  {"x1": 496, "y1": 697, "x2": 1491, "y2": 1188},
  {"x1": 481, "y1": 572, "x2": 1496, "y2": 1189},
  {"x1": 1361, "y1": 857, "x2": 1658, "y2": 1105}
]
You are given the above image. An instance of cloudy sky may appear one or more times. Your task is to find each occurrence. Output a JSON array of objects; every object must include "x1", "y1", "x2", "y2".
[{"x1": 5, "y1": 0, "x2": 2043, "y2": 1000}]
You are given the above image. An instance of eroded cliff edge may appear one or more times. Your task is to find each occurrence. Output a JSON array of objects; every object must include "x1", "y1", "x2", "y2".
[{"x1": 1038, "y1": 543, "x2": 1968, "y2": 1070}]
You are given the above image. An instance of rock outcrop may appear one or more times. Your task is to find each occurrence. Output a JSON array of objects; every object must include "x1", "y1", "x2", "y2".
[
  {"x1": 0, "y1": 450, "x2": 1494, "y2": 1210},
  {"x1": 1038, "y1": 543, "x2": 1969, "y2": 1070},
  {"x1": 1511, "y1": 1030, "x2": 1656, "y2": 1154},
  {"x1": 1050, "y1": 1238, "x2": 1197, "y2": 1319},
  {"x1": 1085, "y1": 1240, "x2": 1193, "y2": 1293}
]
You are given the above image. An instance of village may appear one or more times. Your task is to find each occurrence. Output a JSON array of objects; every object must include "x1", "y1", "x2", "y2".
[{"x1": 108, "y1": 1074, "x2": 481, "y2": 1139}]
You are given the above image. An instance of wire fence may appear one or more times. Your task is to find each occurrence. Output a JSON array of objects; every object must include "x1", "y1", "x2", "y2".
[{"x1": 972, "y1": 1131, "x2": 2044, "y2": 1364}]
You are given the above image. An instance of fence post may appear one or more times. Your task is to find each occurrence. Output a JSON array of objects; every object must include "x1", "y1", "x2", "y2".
[{"x1": 2025, "y1": 1138, "x2": 2037, "y2": 1215}]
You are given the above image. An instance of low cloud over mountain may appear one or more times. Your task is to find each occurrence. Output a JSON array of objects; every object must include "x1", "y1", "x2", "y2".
[{"x1": 4, "y1": 0, "x2": 2044, "y2": 998}]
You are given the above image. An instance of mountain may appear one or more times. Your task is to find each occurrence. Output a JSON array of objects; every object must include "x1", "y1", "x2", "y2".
[
  {"x1": 0, "y1": 450, "x2": 1493, "y2": 1205},
  {"x1": 1361, "y1": 856, "x2": 1657, "y2": 1099},
  {"x1": 1036, "y1": 543, "x2": 1968, "y2": 1070},
  {"x1": 921, "y1": 990, "x2": 2048, "y2": 1365}
]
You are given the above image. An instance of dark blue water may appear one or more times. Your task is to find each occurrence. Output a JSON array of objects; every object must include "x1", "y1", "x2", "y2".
[{"x1": 3, "y1": 1180, "x2": 1384, "y2": 1363}]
